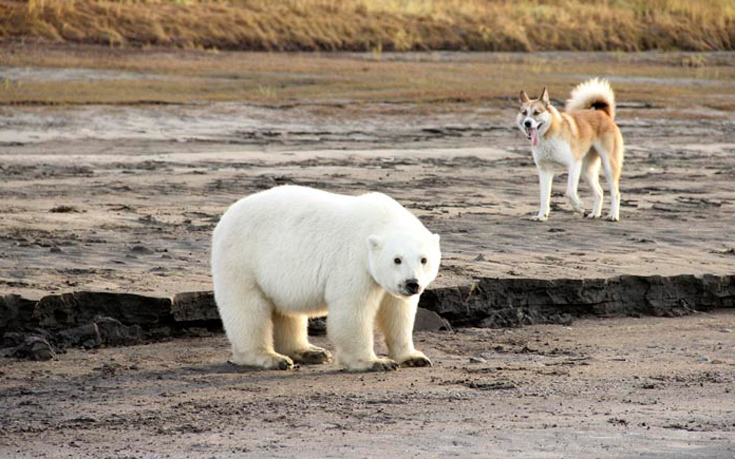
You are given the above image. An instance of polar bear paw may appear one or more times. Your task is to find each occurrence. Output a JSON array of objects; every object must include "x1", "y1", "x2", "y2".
[
  {"x1": 368, "y1": 358, "x2": 400, "y2": 372},
  {"x1": 229, "y1": 352, "x2": 294, "y2": 370},
  {"x1": 342, "y1": 357, "x2": 399, "y2": 372},
  {"x1": 290, "y1": 346, "x2": 333, "y2": 365},
  {"x1": 399, "y1": 354, "x2": 433, "y2": 368}
]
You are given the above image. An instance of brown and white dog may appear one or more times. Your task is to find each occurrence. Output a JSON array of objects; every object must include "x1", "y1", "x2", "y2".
[{"x1": 517, "y1": 79, "x2": 624, "y2": 221}]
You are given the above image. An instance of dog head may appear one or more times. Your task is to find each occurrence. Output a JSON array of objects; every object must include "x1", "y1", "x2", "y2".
[{"x1": 517, "y1": 87, "x2": 552, "y2": 146}]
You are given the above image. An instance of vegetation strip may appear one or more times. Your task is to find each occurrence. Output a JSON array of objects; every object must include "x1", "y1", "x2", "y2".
[{"x1": 2, "y1": 0, "x2": 735, "y2": 52}]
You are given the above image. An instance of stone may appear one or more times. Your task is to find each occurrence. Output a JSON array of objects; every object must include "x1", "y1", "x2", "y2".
[
  {"x1": 414, "y1": 307, "x2": 452, "y2": 332},
  {"x1": 172, "y1": 291, "x2": 220, "y2": 323},
  {"x1": 0, "y1": 294, "x2": 38, "y2": 334},
  {"x1": 4, "y1": 334, "x2": 55, "y2": 361},
  {"x1": 94, "y1": 316, "x2": 143, "y2": 346},
  {"x1": 57, "y1": 323, "x2": 102, "y2": 349}
]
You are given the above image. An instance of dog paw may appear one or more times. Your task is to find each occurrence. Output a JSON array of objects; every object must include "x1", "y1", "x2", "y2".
[
  {"x1": 585, "y1": 212, "x2": 601, "y2": 219},
  {"x1": 605, "y1": 214, "x2": 620, "y2": 222},
  {"x1": 530, "y1": 215, "x2": 548, "y2": 222}
]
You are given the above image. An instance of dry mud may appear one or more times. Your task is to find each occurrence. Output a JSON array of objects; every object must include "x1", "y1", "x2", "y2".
[{"x1": 1, "y1": 50, "x2": 735, "y2": 458}]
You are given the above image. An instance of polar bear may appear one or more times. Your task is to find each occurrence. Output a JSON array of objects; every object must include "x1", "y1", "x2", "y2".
[{"x1": 211, "y1": 185, "x2": 441, "y2": 372}]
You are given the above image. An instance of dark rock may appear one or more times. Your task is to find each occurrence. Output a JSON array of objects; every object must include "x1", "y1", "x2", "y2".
[
  {"x1": 34, "y1": 292, "x2": 173, "y2": 330},
  {"x1": 414, "y1": 308, "x2": 452, "y2": 332},
  {"x1": 146, "y1": 326, "x2": 174, "y2": 340},
  {"x1": 57, "y1": 323, "x2": 101, "y2": 349},
  {"x1": 3, "y1": 332, "x2": 32, "y2": 348},
  {"x1": 94, "y1": 316, "x2": 143, "y2": 346},
  {"x1": 28, "y1": 316, "x2": 143, "y2": 351},
  {"x1": 5, "y1": 334, "x2": 55, "y2": 361},
  {"x1": 172, "y1": 291, "x2": 220, "y2": 323},
  {"x1": 130, "y1": 245, "x2": 154, "y2": 255},
  {"x1": 308, "y1": 317, "x2": 327, "y2": 336},
  {"x1": 0, "y1": 294, "x2": 38, "y2": 334}
]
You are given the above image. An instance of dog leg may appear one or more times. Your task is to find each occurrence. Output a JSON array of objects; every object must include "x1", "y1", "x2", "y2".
[
  {"x1": 565, "y1": 162, "x2": 585, "y2": 215},
  {"x1": 598, "y1": 145, "x2": 621, "y2": 221},
  {"x1": 532, "y1": 168, "x2": 554, "y2": 221},
  {"x1": 582, "y1": 153, "x2": 603, "y2": 218}
]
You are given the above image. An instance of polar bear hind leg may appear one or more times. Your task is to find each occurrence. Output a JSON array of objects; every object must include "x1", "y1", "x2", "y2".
[
  {"x1": 216, "y1": 278, "x2": 294, "y2": 370},
  {"x1": 272, "y1": 312, "x2": 332, "y2": 365}
]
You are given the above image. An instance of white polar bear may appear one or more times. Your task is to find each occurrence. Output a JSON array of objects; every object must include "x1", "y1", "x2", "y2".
[{"x1": 211, "y1": 185, "x2": 441, "y2": 372}]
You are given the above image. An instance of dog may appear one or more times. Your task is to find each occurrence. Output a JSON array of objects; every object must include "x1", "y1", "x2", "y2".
[{"x1": 517, "y1": 78, "x2": 624, "y2": 221}]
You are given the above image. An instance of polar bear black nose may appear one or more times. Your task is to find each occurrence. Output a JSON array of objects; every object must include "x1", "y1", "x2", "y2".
[
  {"x1": 524, "y1": 119, "x2": 532, "y2": 127},
  {"x1": 405, "y1": 279, "x2": 420, "y2": 294}
]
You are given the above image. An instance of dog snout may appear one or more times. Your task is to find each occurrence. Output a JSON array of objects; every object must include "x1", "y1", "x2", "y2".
[
  {"x1": 524, "y1": 119, "x2": 532, "y2": 128},
  {"x1": 405, "y1": 279, "x2": 420, "y2": 295}
]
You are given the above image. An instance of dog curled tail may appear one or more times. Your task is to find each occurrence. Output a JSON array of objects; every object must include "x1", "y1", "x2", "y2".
[{"x1": 565, "y1": 78, "x2": 616, "y2": 120}]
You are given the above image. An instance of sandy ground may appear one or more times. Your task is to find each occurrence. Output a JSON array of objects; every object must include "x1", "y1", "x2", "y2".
[
  {"x1": 1, "y1": 312, "x2": 734, "y2": 459},
  {"x1": 1, "y1": 49, "x2": 735, "y2": 458}
]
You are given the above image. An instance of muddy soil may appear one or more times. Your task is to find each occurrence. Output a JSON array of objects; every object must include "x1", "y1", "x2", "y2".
[{"x1": 1, "y1": 49, "x2": 735, "y2": 458}]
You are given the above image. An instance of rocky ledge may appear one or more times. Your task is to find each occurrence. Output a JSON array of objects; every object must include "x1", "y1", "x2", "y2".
[{"x1": 1, "y1": 274, "x2": 733, "y2": 360}]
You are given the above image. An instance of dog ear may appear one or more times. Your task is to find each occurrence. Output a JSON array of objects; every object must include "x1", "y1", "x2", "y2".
[
  {"x1": 540, "y1": 87, "x2": 549, "y2": 106},
  {"x1": 519, "y1": 90, "x2": 530, "y2": 104}
]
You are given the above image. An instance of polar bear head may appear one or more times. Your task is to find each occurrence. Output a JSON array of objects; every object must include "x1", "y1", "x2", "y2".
[{"x1": 367, "y1": 232, "x2": 441, "y2": 298}]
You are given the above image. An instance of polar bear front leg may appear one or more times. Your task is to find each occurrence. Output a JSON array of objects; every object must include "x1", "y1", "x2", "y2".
[
  {"x1": 273, "y1": 312, "x2": 332, "y2": 365},
  {"x1": 377, "y1": 295, "x2": 432, "y2": 368},
  {"x1": 327, "y1": 292, "x2": 398, "y2": 372}
]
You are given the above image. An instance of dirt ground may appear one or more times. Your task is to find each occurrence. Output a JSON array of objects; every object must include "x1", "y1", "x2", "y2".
[
  {"x1": 1, "y1": 48, "x2": 735, "y2": 458},
  {"x1": 1, "y1": 313, "x2": 734, "y2": 459}
]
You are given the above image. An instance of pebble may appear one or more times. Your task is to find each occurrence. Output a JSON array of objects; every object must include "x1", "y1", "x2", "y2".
[
  {"x1": 719, "y1": 328, "x2": 732, "y2": 334},
  {"x1": 130, "y1": 245, "x2": 154, "y2": 255},
  {"x1": 697, "y1": 355, "x2": 710, "y2": 362},
  {"x1": 469, "y1": 356, "x2": 486, "y2": 364}
]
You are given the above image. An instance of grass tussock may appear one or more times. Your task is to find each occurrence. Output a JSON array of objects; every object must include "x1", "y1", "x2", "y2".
[{"x1": 1, "y1": 0, "x2": 735, "y2": 52}]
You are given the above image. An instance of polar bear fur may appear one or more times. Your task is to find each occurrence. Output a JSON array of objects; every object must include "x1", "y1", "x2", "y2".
[{"x1": 211, "y1": 185, "x2": 441, "y2": 372}]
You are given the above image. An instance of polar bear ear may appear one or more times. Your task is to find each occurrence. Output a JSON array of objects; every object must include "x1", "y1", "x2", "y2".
[{"x1": 367, "y1": 235, "x2": 382, "y2": 251}]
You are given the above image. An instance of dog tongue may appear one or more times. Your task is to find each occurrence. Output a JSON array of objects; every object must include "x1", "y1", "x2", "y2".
[{"x1": 530, "y1": 128, "x2": 539, "y2": 146}]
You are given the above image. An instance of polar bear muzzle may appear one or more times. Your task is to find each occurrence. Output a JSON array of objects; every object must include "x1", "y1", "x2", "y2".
[{"x1": 401, "y1": 278, "x2": 421, "y2": 296}]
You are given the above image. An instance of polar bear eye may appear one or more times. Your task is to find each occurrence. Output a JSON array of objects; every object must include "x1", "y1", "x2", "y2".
[
  {"x1": 394, "y1": 257, "x2": 402, "y2": 265},
  {"x1": 420, "y1": 257, "x2": 427, "y2": 265}
]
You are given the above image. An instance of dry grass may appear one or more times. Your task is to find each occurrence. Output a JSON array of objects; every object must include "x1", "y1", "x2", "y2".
[{"x1": 2, "y1": 0, "x2": 735, "y2": 52}]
